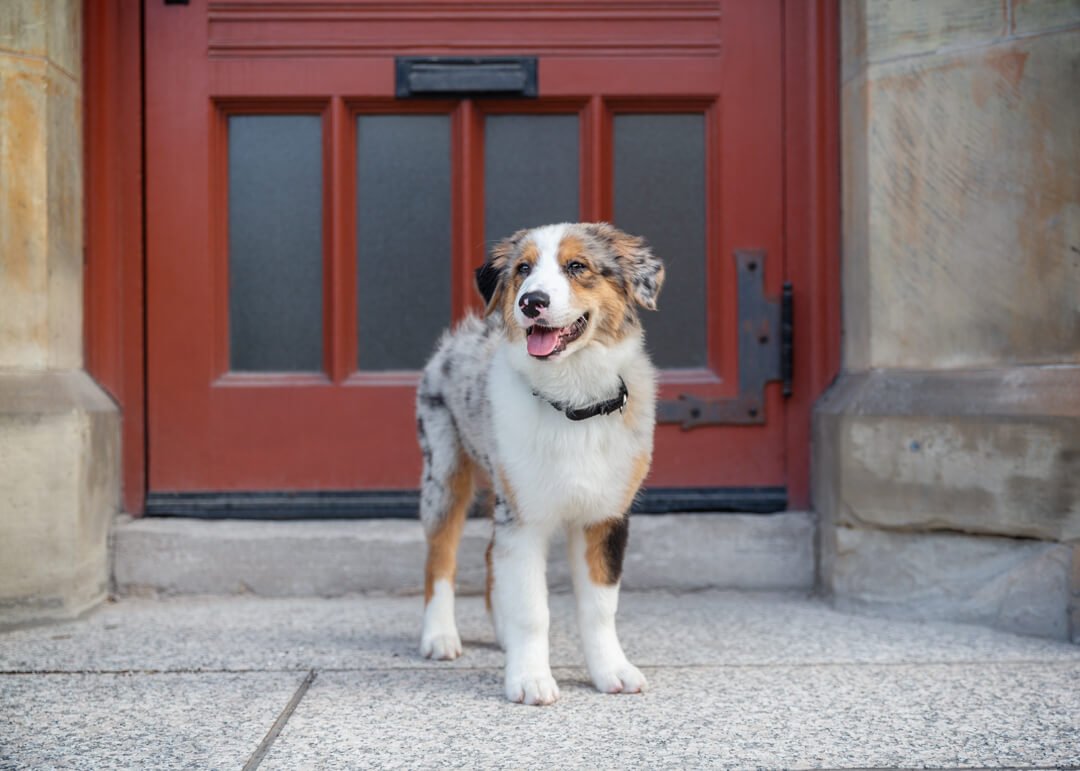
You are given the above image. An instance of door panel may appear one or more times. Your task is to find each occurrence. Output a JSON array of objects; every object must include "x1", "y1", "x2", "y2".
[
  {"x1": 146, "y1": 0, "x2": 788, "y2": 501},
  {"x1": 613, "y1": 112, "x2": 708, "y2": 370},
  {"x1": 483, "y1": 113, "x2": 580, "y2": 244},
  {"x1": 356, "y1": 113, "x2": 453, "y2": 371},
  {"x1": 228, "y1": 114, "x2": 325, "y2": 372}
]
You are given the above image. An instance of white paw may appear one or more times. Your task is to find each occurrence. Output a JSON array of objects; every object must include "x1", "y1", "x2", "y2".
[
  {"x1": 420, "y1": 630, "x2": 462, "y2": 660},
  {"x1": 505, "y1": 672, "x2": 560, "y2": 706},
  {"x1": 591, "y1": 661, "x2": 648, "y2": 695}
]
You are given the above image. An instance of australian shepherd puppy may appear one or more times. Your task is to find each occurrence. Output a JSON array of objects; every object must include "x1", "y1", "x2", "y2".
[{"x1": 416, "y1": 222, "x2": 665, "y2": 705}]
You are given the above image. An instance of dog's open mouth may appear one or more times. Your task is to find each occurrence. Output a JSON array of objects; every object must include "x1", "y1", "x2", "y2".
[{"x1": 525, "y1": 313, "x2": 589, "y2": 359}]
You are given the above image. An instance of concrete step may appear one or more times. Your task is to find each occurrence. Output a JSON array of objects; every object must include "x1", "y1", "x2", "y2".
[{"x1": 111, "y1": 512, "x2": 815, "y2": 597}]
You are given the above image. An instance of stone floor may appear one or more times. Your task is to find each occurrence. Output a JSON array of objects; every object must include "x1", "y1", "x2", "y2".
[{"x1": 1, "y1": 590, "x2": 1078, "y2": 769}]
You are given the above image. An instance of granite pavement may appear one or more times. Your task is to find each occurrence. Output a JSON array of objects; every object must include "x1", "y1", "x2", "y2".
[{"x1": 2, "y1": 590, "x2": 1078, "y2": 769}]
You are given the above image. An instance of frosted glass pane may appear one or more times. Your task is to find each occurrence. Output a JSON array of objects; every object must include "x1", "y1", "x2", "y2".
[
  {"x1": 228, "y1": 115, "x2": 323, "y2": 372},
  {"x1": 614, "y1": 114, "x2": 706, "y2": 369},
  {"x1": 357, "y1": 115, "x2": 452, "y2": 371},
  {"x1": 485, "y1": 114, "x2": 579, "y2": 244}
]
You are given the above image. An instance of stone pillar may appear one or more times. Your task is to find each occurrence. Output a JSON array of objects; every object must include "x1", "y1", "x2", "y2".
[
  {"x1": 0, "y1": 2, "x2": 119, "y2": 627},
  {"x1": 817, "y1": 0, "x2": 1080, "y2": 640}
]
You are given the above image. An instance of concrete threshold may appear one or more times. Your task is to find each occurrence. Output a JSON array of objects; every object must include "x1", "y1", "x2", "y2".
[{"x1": 111, "y1": 512, "x2": 815, "y2": 598}]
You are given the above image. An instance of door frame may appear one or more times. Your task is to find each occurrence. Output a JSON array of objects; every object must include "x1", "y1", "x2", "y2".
[{"x1": 84, "y1": 0, "x2": 840, "y2": 516}]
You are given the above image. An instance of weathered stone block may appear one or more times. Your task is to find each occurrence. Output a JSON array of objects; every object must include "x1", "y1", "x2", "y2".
[
  {"x1": 0, "y1": 1, "x2": 47, "y2": 59},
  {"x1": 829, "y1": 526, "x2": 1072, "y2": 639},
  {"x1": 840, "y1": 0, "x2": 867, "y2": 83},
  {"x1": 842, "y1": 0, "x2": 1010, "y2": 83},
  {"x1": 815, "y1": 368, "x2": 1080, "y2": 542},
  {"x1": 0, "y1": 55, "x2": 83, "y2": 370},
  {"x1": 841, "y1": 72, "x2": 872, "y2": 367},
  {"x1": 852, "y1": 0, "x2": 1006, "y2": 75},
  {"x1": 0, "y1": 57, "x2": 48, "y2": 368},
  {"x1": 44, "y1": 64, "x2": 82, "y2": 369},
  {"x1": 0, "y1": 371, "x2": 120, "y2": 628},
  {"x1": 0, "y1": 0, "x2": 80, "y2": 75},
  {"x1": 830, "y1": 2, "x2": 1079, "y2": 644},
  {"x1": 44, "y1": 0, "x2": 81, "y2": 78},
  {"x1": 1012, "y1": 0, "x2": 1080, "y2": 34},
  {"x1": 845, "y1": 30, "x2": 1080, "y2": 369}
]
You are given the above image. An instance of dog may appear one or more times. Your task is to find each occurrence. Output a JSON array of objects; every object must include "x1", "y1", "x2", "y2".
[{"x1": 416, "y1": 222, "x2": 665, "y2": 705}]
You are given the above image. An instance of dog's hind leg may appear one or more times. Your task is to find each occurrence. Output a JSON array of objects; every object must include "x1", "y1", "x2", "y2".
[{"x1": 418, "y1": 399, "x2": 474, "y2": 660}]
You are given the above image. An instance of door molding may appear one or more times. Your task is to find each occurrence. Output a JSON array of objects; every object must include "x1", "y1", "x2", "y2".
[
  {"x1": 83, "y1": 0, "x2": 839, "y2": 514},
  {"x1": 780, "y1": 0, "x2": 842, "y2": 507},
  {"x1": 84, "y1": 1, "x2": 145, "y2": 514}
]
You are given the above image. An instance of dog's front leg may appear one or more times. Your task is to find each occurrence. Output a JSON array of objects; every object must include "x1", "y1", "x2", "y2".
[
  {"x1": 491, "y1": 520, "x2": 559, "y2": 705},
  {"x1": 568, "y1": 516, "x2": 648, "y2": 695}
]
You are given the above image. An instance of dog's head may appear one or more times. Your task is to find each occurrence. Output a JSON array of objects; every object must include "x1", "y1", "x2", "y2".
[{"x1": 475, "y1": 223, "x2": 665, "y2": 361}]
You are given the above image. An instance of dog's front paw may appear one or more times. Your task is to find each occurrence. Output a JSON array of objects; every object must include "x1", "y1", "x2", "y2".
[
  {"x1": 505, "y1": 671, "x2": 560, "y2": 706},
  {"x1": 420, "y1": 629, "x2": 462, "y2": 660},
  {"x1": 591, "y1": 661, "x2": 648, "y2": 695}
]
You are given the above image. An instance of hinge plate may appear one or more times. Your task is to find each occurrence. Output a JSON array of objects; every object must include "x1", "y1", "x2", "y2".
[{"x1": 657, "y1": 250, "x2": 792, "y2": 429}]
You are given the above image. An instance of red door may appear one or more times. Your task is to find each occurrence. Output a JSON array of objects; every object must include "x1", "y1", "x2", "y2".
[{"x1": 145, "y1": 0, "x2": 792, "y2": 514}]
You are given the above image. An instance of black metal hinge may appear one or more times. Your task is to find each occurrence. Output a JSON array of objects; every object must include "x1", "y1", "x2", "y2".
[{"x1": 657, "y1": 250, "x2": 793, "y2": 430}]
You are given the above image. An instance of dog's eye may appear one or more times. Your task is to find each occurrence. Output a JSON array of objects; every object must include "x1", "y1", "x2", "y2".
[
  {"x1": 566, "y1": 261, "x2": 587, "y2": 276},
  {"x1": 516, "y1": 262, "x2": 532, "y2": 276}
]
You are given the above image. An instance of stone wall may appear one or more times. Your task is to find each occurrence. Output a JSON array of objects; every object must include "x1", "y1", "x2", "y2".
[
  {"x1": 818, "y1": 0, "x2": 1080, "y2": 641},
  {"x1": 0, "y1": 1, "x2": 119, "y2": 628}
]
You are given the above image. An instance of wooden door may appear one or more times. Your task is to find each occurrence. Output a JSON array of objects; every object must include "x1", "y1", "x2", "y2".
[{"x1": 145, "y1": 0, "x2": 792, "y2": 514}]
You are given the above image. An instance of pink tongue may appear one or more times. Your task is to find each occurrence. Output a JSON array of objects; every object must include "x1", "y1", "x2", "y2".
[{"x1": 527, "y1": 327, "x2": 562, "y2": 357}]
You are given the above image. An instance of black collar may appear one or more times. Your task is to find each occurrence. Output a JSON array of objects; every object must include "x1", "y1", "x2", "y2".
[{"x1": 534, "y1": 377, "x2": 629, "y2": 421}]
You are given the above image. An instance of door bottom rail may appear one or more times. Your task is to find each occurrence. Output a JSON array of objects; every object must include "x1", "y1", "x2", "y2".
[{"x1": 144, "y1": 487, "x2": 788, "y2": 519}]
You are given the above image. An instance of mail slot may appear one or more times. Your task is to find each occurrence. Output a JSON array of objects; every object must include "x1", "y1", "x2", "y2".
[{"x1": 395, "y1": 57, "x2": 538, "y2": 98}]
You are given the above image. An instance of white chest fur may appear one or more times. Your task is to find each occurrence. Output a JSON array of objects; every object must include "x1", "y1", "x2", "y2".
[{"x1": 488, "y1": 344, "x2": 649, "y2": 527}]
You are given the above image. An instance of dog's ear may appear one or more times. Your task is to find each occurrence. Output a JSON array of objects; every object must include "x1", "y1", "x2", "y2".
[
  {"x1": 474, "y1": 261, "x2": 502, "y2": 309},
  {"x1": 587, "y1": 223, "x2": 666, "y2": 310},
  {"x1": 476, "y1": 229, "x2": 527, "y2": 315}
]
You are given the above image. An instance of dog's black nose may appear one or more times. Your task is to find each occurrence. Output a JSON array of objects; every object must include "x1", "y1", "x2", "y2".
[{"x1": 519, "y1": 291, "x2": 550, "y2": 319}]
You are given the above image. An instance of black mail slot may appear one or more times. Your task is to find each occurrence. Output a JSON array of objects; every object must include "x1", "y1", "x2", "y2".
[{"x1": 395, "y1": 57, "x2": 538, "y2": 98}]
